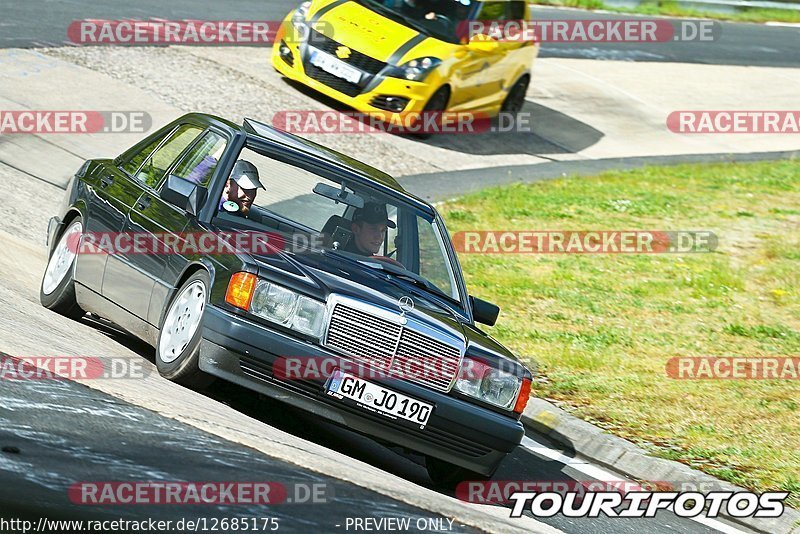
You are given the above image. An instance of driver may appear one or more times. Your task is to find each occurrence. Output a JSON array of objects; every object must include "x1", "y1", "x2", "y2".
[
  {"x1": 344, "y1": 202, "x2": 396, "y2": 256},
  {"x1": 220, "y1": 160, "x2": 265, "y2": 216},
  {"x1": 401, "y1": 0, "x2": 439, "y2": 20}
]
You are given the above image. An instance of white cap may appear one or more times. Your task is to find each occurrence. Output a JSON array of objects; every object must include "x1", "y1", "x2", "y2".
[{"x1": 230, "y1": 160, "x2": 265, "y2": 190}]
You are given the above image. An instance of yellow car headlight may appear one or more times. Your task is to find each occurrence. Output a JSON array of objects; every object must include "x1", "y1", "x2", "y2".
[{"x1": 387, "y1": 57, "x2": 442, "y2": 82}]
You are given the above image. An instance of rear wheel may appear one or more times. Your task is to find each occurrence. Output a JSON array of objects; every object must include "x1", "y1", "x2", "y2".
[
  {"x1": 156, "y1": 271, "x2": 215, "y2": 389},
  {"x1": 40, "y1": 217, "x2": 85, "y2": 320},
  {"x1": 425, "y1": 455, "x2": 494, "y2": 489}
]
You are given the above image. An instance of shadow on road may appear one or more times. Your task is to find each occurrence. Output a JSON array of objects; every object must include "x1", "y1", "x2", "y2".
[{"x1": 280, "y1": 78, "x2": 604, "y2": 157}]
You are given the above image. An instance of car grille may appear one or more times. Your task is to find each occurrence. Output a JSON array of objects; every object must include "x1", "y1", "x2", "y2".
[
  {"x1": 324, "y1": 302, "x2": 463, "y2": 392},
  {"x1": 304, "y1": 29, "x2": 387, "y2": 97}
]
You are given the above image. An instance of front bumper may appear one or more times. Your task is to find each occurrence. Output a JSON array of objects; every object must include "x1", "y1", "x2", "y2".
[
  {"x1": 199, "y1": 305, "x2": 524, "y2": 475},
  {"x1": 271, "y1": 22, "x2": 438, "y2": 117}
]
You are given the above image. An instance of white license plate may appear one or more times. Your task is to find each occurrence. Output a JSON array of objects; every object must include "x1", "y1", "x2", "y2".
[
  {"x1": 326, "y1": 370, "x2": 433, "y2": 429},
  {"x1": 308, "y1": 47, "x2": 363, "y2": 84}
]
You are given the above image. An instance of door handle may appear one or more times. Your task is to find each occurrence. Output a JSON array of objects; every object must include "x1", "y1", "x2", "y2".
[
  {"x1": 136, "y1": 196, "x2": 152, "y2": 210},
  {"x1": 100, "y1": 176, "x2": 113, "y2": 188}
]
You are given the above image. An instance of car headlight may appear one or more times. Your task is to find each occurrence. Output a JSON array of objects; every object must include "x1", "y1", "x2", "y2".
[
  {"x1": 228, "y1": 274, "x2": 327, "y2": 339},
  {"x1": 386, "y1": 57, "x2": 442, "y2": 82},
  {"x1": 454, "y1": 357, "x2": 530, "y2": 412},
  {"x1": 292, "y1": 1, "x2": 312, "y2": 29}
]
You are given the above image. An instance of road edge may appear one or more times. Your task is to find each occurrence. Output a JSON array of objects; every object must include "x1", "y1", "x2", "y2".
[
  {"x1": 521, "y1": 398, "x2": 800, "y2": 533},
  {"x1": 399, "y1": 150, "x2": 800, "y2": 202}
]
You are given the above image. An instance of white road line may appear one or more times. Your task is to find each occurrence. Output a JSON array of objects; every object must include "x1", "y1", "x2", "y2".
[{"x1": 520, "y1": 435, "x2": 750, "y2": 534}]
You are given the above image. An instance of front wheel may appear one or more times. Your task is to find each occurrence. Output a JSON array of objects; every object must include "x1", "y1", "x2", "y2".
[
  {"x1": 501, "y1": 75, "x2": 530, "y2": 115},
  {"x1": 155, "y1": 271, "x2": 215, "y2": 389},
  {"x1": 40, "y1": 217, "x2": 85, "y2": 320},
  {"x1": 411, "y1": 86, "x2": 451, "y2": 139}
]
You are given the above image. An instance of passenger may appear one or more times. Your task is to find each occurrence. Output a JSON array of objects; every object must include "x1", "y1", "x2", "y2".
[{"x1": 220, "y1": 160, "x2": 265, "y2": 216}]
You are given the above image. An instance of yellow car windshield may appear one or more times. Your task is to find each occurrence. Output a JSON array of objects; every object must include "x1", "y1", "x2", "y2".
[{"x1": 353, "y1": 0, "x2": 479, "y2": 44}]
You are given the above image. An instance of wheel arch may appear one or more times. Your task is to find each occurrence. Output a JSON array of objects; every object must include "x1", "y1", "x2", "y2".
[{"x1": 158, "y1": 260, "x2": 217, "y2": 329}]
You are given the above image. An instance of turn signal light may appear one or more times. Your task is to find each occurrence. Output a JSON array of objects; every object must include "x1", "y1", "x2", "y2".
[
  {"x1": 514, "y1": 378, "x2": 532, "y2": 414},
  {"x1": 225, "y1": 272, "x2": 257, "y2": 310}
]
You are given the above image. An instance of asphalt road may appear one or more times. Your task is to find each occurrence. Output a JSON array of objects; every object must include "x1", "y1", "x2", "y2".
[
  {"x1": 1, "y1": 0, "x2": 799, "y2": 67},
  {"x1": 0, "y1": 330, "x2": 731, "y2": 534},
  {"x1": 0, "y1": 375, "x2": 472, "y2": 532}
]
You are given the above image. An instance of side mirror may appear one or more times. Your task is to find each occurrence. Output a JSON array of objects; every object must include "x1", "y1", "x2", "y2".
[
  {"x1": 467, "y1": 38, "x2": 499, "y2": 53},
  {"x1": 470, "y1": 295, "x2": 500, "y2": 326},
  {"x1": 161, "y1": 174, "x2": 207, "y2": 216}
]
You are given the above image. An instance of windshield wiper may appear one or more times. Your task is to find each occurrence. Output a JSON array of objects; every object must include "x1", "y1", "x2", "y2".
[
  {"x1": 358, "y1": 258, "x2": 450, "y2": 299},
  {"x1": 356, "y1": 0, "x2": 444, "y2": 42},
  {"x1": 324, "y1": 248, "x2": 456, "y2": 303}
]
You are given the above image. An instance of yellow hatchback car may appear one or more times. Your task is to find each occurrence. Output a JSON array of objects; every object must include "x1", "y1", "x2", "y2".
[{"x1": 272, "y1": 0, "x2": 537, "y2": 120}]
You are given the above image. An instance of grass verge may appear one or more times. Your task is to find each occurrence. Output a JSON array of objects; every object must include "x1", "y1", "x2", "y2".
[
  {"x1": 532, "y1": 0, "x2": 800, "y2": 24},
  {"x1": 441, "y1": 160, "x2": 800, "y2": 508}
]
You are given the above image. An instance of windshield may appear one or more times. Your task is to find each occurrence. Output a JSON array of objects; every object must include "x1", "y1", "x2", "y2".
[
  {"x1": 354, "y1": 0, "x2": 480, "y2": 43},
  {"x1": 212, "y1": 144, "x2": 463, "y2": 304}
]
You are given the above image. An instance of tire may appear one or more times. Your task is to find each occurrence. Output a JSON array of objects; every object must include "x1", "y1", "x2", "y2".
[
  {"x1": 425, "y1": 455, "x2": 495, "y2": 489},
  {"x1": 412, "y1": 86, "x2": 451, "y2": 139},
  {"x1": 40, "y1": 217, "x2": 85, "y2": 320},
  {"x1": 501, "y1": 75, "x2": 530, "y2": 115},
  {"x1": 155, "y1": 270, "x2": 215, "y2": 389}
]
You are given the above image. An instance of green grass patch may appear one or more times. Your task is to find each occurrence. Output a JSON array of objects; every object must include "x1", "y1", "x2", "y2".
[
  {"x1": 531, "y1": 0, "x2": 800, "y2": 24},
  {"x1": 441, "y1": 159, "x2": 800, "y2": 508}
]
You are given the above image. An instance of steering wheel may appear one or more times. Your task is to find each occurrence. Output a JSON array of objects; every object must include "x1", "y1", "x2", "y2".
[{"x1": 371, "y1": 255, "x2": 405, "y2": 269}]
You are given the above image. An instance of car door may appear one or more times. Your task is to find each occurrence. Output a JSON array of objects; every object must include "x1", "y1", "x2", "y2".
[
  {"x1": 101, "y1": 123, "x2": 205, "y2": 320},
  {"x1": 74, "y1": 161, "x2": 144, "y2": 294},
  {"x1": 121, "y1": 129, "x2": 228, "y2": 325},
  {"x1": 463, "y1": 1, "x2": 521, "y2": 109}
]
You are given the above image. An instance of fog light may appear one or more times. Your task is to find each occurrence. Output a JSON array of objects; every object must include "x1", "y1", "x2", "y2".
[{"x1": 279, "y1": 41, "x2": 294, "y2": 66}]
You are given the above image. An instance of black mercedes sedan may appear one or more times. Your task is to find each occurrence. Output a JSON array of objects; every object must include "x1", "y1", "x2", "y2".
[{"x1": 40, "y1": 113, "x2": 533, "y2": 485}]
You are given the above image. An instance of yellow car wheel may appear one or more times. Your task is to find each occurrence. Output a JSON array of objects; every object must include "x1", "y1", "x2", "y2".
[
  {"x1": 501, "y1": 75, "x2": 530, "y2": 115},
  {"x1": 412, "y1": 86, "x2": 450, "y2": 139}
]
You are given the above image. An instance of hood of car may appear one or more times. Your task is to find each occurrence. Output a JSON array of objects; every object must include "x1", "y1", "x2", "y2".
[
  {"x1": 313, "y1": 0, "x2": 445, "y2": 64},
  {"x1": 247, "y1": 248, "x2": 524, "y2": 367}
]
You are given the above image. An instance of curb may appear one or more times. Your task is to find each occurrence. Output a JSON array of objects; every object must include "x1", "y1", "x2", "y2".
[
  {"x1": 521, "y1": 398, "x2": 800, "y2": 533},
  {"x1": 399, "y1": 150, "x2": 800, "y2": 202}
]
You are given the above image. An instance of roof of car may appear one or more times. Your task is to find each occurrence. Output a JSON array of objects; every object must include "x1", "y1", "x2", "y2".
[{"x1": 179, "y1": 113, "x2": 433, "y2": 214}]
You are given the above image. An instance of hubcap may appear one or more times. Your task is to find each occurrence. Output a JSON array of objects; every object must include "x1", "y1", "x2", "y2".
[
  {"x1": 42, "y1": 221, "x2": 82, "y2": 295},
  {"x1": 158, "y1": 281, "x2": 206, "y2": 364}
]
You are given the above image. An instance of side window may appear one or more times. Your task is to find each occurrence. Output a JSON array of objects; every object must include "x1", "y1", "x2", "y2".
[
  {"x1": 168, "y1": 131, "x2": 227, "y2": 188},
  {"x1": 477, "y1": 1, "x2": 508, "y2": 21},
  {"x1": 135, "y1": 124, "x2": 203, "y2": 188},
  {"x1": 417, "y1": 220, "x2": 457, "y2": 299},
  {"x1": 121, "y1": 132, "x2": 170, "y2": 177},
  {"x1": 507, "y1": 1, "x2": 526, "y2": 19}
]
